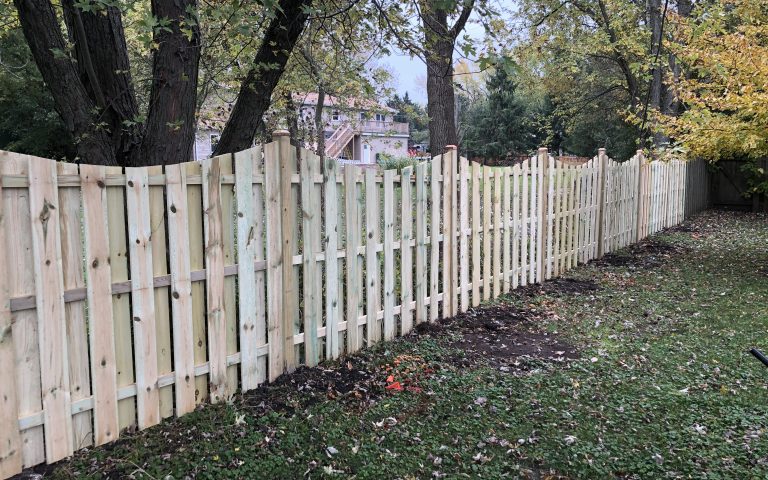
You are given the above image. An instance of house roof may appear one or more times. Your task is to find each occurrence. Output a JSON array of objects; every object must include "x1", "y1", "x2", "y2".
[{"x1": 293, "y1": 92, "x2": 396, "y2": 113}]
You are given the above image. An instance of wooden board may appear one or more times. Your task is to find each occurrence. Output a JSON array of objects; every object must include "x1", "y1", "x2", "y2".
[
  {"x1": 125, "y1": 167, "x2": 160, "y2": 428},
  {"x1": 383, "y1": 169, "x2": 395, "y2": 340},
  {"x1": 184, "y1": 162, "x2": 208, "y2": 404},
  {"x1": 414, "y1": 163, "x2": 427, "y2": 324},
  {"x1": 264, "y1": 139, "x2": 284, "y2": 380},
  {"x1": 528, "y1": 156, "x2": 537, "y2": 284},
  {"x1": 400, "y1": 166, "x2": 414, "y2": 333},
  {"x1": 201, "y1": 157, "x2": 228, "y2": 402},
  {"x1": 57, "y1": 162, "x2": 92, "y2": 448},
  {"x1": 492, "y1": 169, "x2": 502, "y2": 298},
  {"x1": 219, "y1": 156, "x2": 238, "y2": 394},
  {"x1": 278, "y1": 136, "x2": 298, "y2": 372},
  {"x1": 28, "y1": 156, "x2": 74, "y2": 461},
  {"x1": 520, "y1": 160, "x2": 529, "y2": 286},
  {"x1": 344, "y1": 165, "x2": 361, "y2": 351},
  {"x1": 441, "y1": 151, "x2": 454, "y2": 317},
  {"x1": 512, "y1": 164, "x2": 520, "y2": 290},
  {"x1": 324, "y1": 158, "x2": 340, "y2": 358},
  {"x1": 105, "y1": 165, "x2": 137, "y2": 427},
  {"x1": 253, "y1": 153, "x2": 267, "y2": 383},
  {"x1": 300, "y1": 150, "x2": 321, "y2": 365},
  {"x1": 235, "y1": 148, "x2": 259, "y2": 389},
  {"x1": 502, "y1": 168, "x2": 511, "y2": 293},
  {"x1": 164, "y1": 164, "x2": 197, "y2": 415},
  {"x1": 0, "y1": 159, "x2": 22, "y2": 477},
  {"x1": 80, "y1": 164, "x2": 120, "y2": 445},
  {"x1": 482, "y1": 166, "x2": 491, "y2": 300},
  {"x1": 146, "y1": 166, "x2": 173, "y2": 419},
  {"x1": 458, "y1": 158, "x2": 469, "y2": 311},
  {"x1": 471, "y1": 162, "x2": 481, "y2": 306},
  {"x1": 365, "y1": 169, "x2": 381, "y2": 343},
  {"x1": 429, "y1": 158, "x2": 440, "y2": 321}
]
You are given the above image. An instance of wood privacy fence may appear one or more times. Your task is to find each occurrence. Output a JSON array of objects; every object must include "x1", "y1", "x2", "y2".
[{"x1": 0, "y1": 133, "x2": 708, "y2": 477}]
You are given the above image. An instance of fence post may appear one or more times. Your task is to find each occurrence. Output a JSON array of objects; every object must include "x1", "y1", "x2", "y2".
[
  {"x1": 635, "y1": 150, "x2": 646, "y2": 241},
  {"x1": 596, "y1": 148, "x2": 607, "y2": 258},
  {"x1": 537, "y1": 147, "x2": 549, "y2": 282},
  {"x1": 442, "y1": 146, "x2": 456, "y2": 318}
]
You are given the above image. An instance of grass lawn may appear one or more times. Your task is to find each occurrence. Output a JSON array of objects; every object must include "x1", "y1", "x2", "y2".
[{"x1": 43, "y1": 210, "x2": 768, "y2": 479}]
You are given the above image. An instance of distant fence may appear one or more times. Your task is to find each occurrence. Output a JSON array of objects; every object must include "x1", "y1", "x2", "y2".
[{"x1": 0, "y1": 134, "x2": 708, "y2": 477}]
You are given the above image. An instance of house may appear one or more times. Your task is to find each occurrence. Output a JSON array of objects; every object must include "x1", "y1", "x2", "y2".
[
  {"x1": 295, "y1": 93, "x2": 410, "y2": 164},
  {"x1": 193, "y1": 93, "x2": 410, "y2": 164}
]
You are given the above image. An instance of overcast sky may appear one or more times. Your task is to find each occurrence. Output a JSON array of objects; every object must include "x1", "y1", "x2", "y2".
[{"x1": 378, "y1": 1, "x2": 514, "y2": 105}]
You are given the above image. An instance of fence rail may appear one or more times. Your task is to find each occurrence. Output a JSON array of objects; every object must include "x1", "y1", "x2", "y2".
[{"x1": 0, "y1": 136, "x2": 708, "y2": 477}]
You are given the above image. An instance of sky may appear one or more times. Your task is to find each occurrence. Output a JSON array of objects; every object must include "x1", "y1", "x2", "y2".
[{"x1": 377, "y1": 7, "x2": 500, "y2": 105}]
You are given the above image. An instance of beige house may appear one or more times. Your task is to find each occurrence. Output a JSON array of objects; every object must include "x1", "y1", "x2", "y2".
[
  {"x1": 295, "y1": 93, "x2": 409, "y2": 164},
  {"x1": 193, "y1": 93, "x2": 410, "y2": 164}
]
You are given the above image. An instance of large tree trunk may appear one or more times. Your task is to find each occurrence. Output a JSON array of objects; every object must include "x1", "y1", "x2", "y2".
[
  {"x1": 422, "y1": 7, "x2": 457, "y2": 155},
  {"x1": 213, "y1": 0, "x2": 313, "y2": 155},
  {"x1": 420, "y1": 0, "x2": 473, "y2": 156},
  {"x1": 14, "y1": 0, "x2": 118, "y2": 165},
  {"x1": 62, "y1": 0, "x2": 142, "y2": 164},
  {"x1": 649, "y1": 0, "x2": 669, "y2": 148},
  {"x1": 136, "y1": 0, "x2": 200, "y2": 166}
]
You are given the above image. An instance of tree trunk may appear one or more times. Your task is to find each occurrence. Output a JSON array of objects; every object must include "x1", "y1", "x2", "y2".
[
  {"x1": 315, "y1": 88, "x2": 326, "y2": 159},
  {"x1": 649, "y1": 0, "x2": 669, "y2": 148},
  {"x1": 135, "y1": 0, "x2": 200, "y2": 166},
  {"x1": 213, "y1": 0, "x2": 314, "y2": 155},
  {"x1": 423, "y1": 9, "x2": 457, "y2": 155},
  {"x1": 61, "y1": 0, "x2": 142, "y2": 164},
  {"x1": 14, "y1": 0, "x2": 118, "y2": 165}
]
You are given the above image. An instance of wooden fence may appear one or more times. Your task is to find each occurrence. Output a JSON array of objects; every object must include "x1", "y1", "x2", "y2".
[{"x1": 0, "y1": 135, "x2": 708, "y2": 477}]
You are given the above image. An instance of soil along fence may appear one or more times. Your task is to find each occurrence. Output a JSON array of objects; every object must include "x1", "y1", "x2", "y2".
[{"x1": 0, "y1": 134, "x2": 708, "y2": 477}]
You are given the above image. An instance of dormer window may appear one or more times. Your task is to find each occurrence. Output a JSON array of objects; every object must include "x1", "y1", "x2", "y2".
[{"x1": 332, "y1": 110, "x2": 340, "y2": 121}]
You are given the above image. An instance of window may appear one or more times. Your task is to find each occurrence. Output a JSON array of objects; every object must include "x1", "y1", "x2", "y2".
[
  {"x1": 360, "y1": 112, "x2": 367, "y2": 121},
  {"x1": 375, "y1": 113, "x2": 386, "y2": 122},
  {"x1": 210, "y1": 134, "x2": 220, "y2": 151},
  {"x1": 331, "y1": 110, "x2": 340, "y2": 121}
]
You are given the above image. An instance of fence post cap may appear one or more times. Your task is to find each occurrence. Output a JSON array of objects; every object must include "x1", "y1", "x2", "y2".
[
  {"x1": 598, "y1": 148, "x2": 607, "y2": 154},
  {"x1": 537, "y1": 147, "x2": 548, "y2": 153},
  {"x1": 272, "y1": 130, "x2": 290, "y2": 138},
  {"x1": 445, "y1": 145, "x2": 458, "y2": 151},
  {"x1": 636, "y1": 149, "x2": 645, "y2": 156}
]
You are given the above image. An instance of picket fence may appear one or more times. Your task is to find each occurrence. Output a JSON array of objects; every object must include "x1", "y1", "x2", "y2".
[{"x1": 0, "y1": 132, "x2": 708, "y2": 477}]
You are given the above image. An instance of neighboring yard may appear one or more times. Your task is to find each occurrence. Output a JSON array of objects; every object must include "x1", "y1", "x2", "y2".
[{"x1": 42, "y1": 210, "x2": 767, "y2": 479}]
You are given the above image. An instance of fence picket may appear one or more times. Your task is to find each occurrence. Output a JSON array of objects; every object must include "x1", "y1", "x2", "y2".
[
  {"x1": 57, "y1": 163, "x2": 92, "y2": 448},
  {"x1": 80, "y1": 165, "x2": 120, "y2": 445},
  {"x1": 265, "y1": 137, "x2": 285, "y2": 380},
  {"x1": 125, "y1": 167, "x2": 160, "y2": 427},
  {"x1": 430, "y1": 157, "x2": 441, "y2": 321},
  {"x1": 165, "y1": 164, "x2": 197, "y2": 415},
  {"x1": 365, "y1": 168, "x2": 381, "y2": 342},
  {"x1": 0, "y1": 162, "x2": 22, "y2": 478},
  {"x1": 493, "y1": 169, "x2": 502, "y2": 297},
  {"x1": 344, "y1": 165, "x2": 362, "y2": 351},
  {"x1": 235, "y1": 147, "x2": 260, "y2": 389},
  {"x1": 400, "y1": 166, "x2": 414, "y2": 333},
  {"x1": 383, "y1": 170, "x2": 395, "y2": 340},
  {"x1": 471, "y1": 162, "x2": 481, "y2": 306},
  {"x1": 324, "y1": 158, "x2": 340, "y2": 358},
  {"x1": 301, "y1": 150, "x2": 321, "y2": 365},
  {"x1": 458, "y1": 158, "x2": 469, "y2": 311},
  {"x1": 482, "y1": 167, "x2": 492, "y2": 299},
  {"x1": 502, "y1": 168, "x2": 511, "y2": 292},
  {"x1": 415, "y1": 163, "x2": 428, "y2": 323}
]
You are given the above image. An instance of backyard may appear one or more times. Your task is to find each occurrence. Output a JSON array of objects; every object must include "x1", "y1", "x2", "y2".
[{"x1": 38, "y1": 209, "x2": 768, "y2": 479}]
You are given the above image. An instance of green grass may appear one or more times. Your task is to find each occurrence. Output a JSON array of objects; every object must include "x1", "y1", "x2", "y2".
[{"x1": 48, "y1": 210, "x2": 768, "y2": 479}]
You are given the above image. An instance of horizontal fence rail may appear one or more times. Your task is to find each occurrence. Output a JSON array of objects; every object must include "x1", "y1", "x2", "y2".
[{"x1": 0, "y1": 137, "x2": 709, "y2": 477}]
